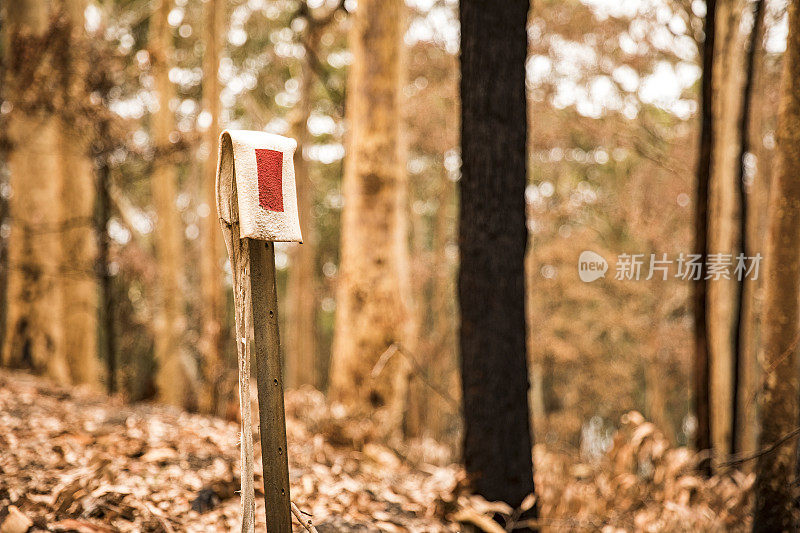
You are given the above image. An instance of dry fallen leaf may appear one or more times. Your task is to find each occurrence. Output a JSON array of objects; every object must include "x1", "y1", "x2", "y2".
[
  {"x1": 452, "y1": 508, "x2": 506, "y2": 533},
  {"x1": 0, "y1": 506, "x2": 32, "y2": 533}
]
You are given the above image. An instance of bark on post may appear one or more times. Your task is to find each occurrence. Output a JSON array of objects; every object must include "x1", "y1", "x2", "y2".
[
  {"x1": 220, "y1": 210, "x2": 256, "y2": 533},
  {"x1": 150, "y1": 0, "x2": 188, "y2": 407},
  {"x1": 329, "y1": 0, "x2": 412, "y2": 424},
  {"x1": 753, "y1": 0, "x2": 800, "y2": 527},
  {"x1": 250, "y1": 240, "x2": 292, "y2": 532},
  {"x1": 458, "y1": 0, "x2": 536, "y2": 520}
]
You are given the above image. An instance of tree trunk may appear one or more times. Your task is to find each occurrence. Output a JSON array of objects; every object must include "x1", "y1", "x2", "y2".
[
  {"x1": 2, "y1": 0, "x2": 99, "y2": 386},
  {"x1": 425, "y1": 168, "x2": 459, "y2": 442},
  {"x1": 403, "y1": 197, "x2": 427, "y2": 439},
  {"x1": 738, "y1": 1, "x2": 771, "y2": 464},
  {"x1": 707, "y1": 0, "x2": 747, "y2": 461},
  {"x1": 150, "y1": 0, "x2": 188, "y2": 408},
  {"x1": 59, "y1": 0, "x2": 100, "y2": 382},
  {"x1": 285, "y1": 35, "x2": 318, "y2": 390},
  {"x1": 692, "y1": 0, "x2": 715, "y2": 472},
  {"x1": 0, "y1": 154, "x2": 7, "y2": 362},
  {"x1": 3, "y1": 113, "x2": 68, "y2": 382},
  {"x1": 329, "y1": 0, "x2": 411, "y2": 426},
  {"x1": 752, "y1": 1, "x2": 800, "y2": 528},
  {"x1": 198, "y1": 0, "x2": 224, "y2": 414},
  {"x1": 459, "y1": 0, "x2": 536, "y2": 518},
  {"x1": 526, "y1": 238, "x2": 546, "y2": 442},
  {"x1": 97, "y1": 150, "x2": 116, "y2": 393},
  {"x1": 733, "y1": 0, "x2": 765, "y2": 461},
  {"x1": 59, "y1": 131, "x2": 99, "y2": 386}
]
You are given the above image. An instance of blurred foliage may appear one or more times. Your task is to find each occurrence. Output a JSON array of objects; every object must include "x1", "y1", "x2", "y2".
[
  {"x1": 0, "y1": 0, "x2": 788, "y2": 454},
  {"x1": 525, "y1": 0, "x2": 783, "y2": 452}
]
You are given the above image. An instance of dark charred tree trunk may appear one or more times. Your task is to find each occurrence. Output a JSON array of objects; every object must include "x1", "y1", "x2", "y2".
[
  {"x1": 731, "y1": 0, "x2": 764, "y2": 455},
  {"x1": 458, "y1": 0, "x2": 536, "y2": 524},
  {"x1": 693, "y1": 0, "x2": 716, "y2": 475},
  {"x1": 752, "y1": 0, "x2": 800, "y2": 529}
]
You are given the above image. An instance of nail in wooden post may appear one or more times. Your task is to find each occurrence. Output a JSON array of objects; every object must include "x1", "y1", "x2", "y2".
[{"x1": 216, "y1": 130, "x2": 302, "y2": 533}]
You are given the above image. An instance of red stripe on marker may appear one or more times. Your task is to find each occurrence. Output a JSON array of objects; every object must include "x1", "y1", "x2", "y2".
[{"x1": 255, "y1": 148, "x2": 284, "y2": 212}]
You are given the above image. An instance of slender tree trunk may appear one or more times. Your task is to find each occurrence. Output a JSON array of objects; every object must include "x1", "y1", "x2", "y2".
[
  {"x1": 285, "y1": 37, "x2": 318, "y2": 390},
  {"x1": 97, "y1": 150, "x2": 116, "y2": 393},
  {"x1": 426, "y1": 167, "x2": 459, "y2": 442},
  {"x1": 753, "y1": 1, "x2": 800, "y2": 527},
  {"x1": 329, "y1": 0, "x2": 411, "y2": 425},
  {"x1": 693, "y1": 0, "x2": 716, "y2": 472},
  {"x1": 459, "y1": 0, "x2": 536, "y2": 519},
  {"x1": 738, "y1": 6, "x2": 770, "y2": 463},
  {"x1": 733, "y1": 0, "x2": 765, "y2": 458},
  {"x1": 644, "y1": 291, "x2": 677, "y2": 442},
  {"x1": 0, "y1": 160, "x2": 6, "y2": 362},
  {"x1": 150, "y1": 0, "x2": 187, "y2": 407},
  {"x1": 0, "y1": 8, "x2": 6, "y2": 360},
  {"x1": 707, "y1": 0, "x2": 747, "y2": 461},
  {"x1": 526, "y1": 237, "x2": 546, "y2": 442},
  {"x1": 199, "y1": 0, "x2": 224, "y2": 413},
  {"x1": 403, "y1": 199, "x2": 427, "y2": 438}
]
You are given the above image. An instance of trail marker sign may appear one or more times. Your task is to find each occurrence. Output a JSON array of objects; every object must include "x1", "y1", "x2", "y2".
[{"x1": 216, "y1": 130, "x2": 301, "y2": 533}]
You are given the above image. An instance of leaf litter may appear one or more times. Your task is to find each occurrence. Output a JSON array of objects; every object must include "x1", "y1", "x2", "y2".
[{"x1": 0, "y1": 371, "x2": 754, "y2": 532}]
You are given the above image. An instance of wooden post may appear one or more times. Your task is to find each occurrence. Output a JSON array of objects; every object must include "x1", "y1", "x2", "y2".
[
  {"x1": 249, "y1": 239, "x2": 292, "y2": 532},
  {"x1": 216, "y1": 130, "x2": 302, "y2": 533}
]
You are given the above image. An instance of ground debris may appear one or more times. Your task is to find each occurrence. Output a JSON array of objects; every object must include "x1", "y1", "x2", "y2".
[
  {"x1": 1, "y1": 505, "x2": 33, "y2": 533},
  {"x1": 0, "y1": 371, "x2": 459, "y2": 532},
  {"x1": 0, "y1": 371, "x2": 754, "y2": 532}
]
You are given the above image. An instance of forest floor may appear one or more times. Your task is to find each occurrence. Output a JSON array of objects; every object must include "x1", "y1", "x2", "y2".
[
  {"x1": 0, "y1": 369, "x2": 755, "y2": 532},
  {"x1": 0, "y1": 370, "x2": 463, "y2": 532}
]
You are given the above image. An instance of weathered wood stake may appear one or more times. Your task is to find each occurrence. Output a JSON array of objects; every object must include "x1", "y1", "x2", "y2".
[
  {"x1": 249, "y1": 239, "x2": 292, "y2": 531},
  {"x1": 216, "y1": 130, "x2": 302, "y2": 533}
]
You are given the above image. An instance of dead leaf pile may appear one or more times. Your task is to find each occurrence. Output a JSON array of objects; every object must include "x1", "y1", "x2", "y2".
[
  {"x1": 0, "y1": 371, "x2": 458, "y2": 532},
  {"x1": 0, "y1": 371, "x2": 753, "y2": 531},
  {"x1": 534, "y1": 411, "x2": 754, "y2": 531}
]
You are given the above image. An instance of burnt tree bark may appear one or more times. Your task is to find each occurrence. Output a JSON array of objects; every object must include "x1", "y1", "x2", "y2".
[
  {"x1": 693, "y1": 0, "x2": 716, "y2": 475},
  {"x1": 458, "y1": 0, "x2": 536, "y2": 520}
]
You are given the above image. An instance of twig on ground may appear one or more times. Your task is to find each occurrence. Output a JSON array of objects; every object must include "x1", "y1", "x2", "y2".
[{"x1": 291, "y1": 501, "x2": 320, "y2": 533}]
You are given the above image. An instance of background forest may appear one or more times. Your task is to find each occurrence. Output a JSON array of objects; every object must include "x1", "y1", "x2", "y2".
[{"x1": 1, "y1": 0, "x2": 798, "y2": 530}]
